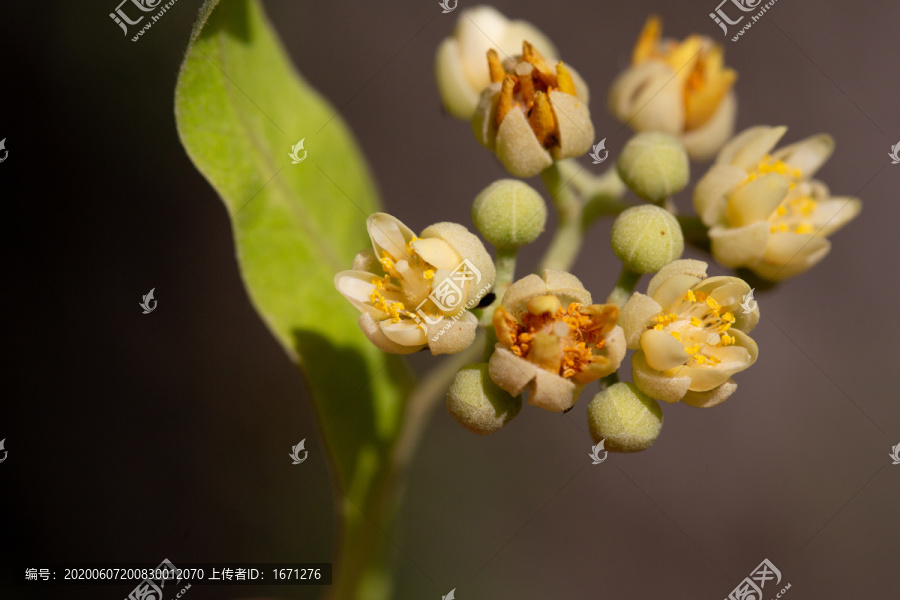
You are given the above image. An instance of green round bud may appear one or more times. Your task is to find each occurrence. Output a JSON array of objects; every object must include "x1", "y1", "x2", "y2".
[
  {"x1": 611, "y1": 205, "x2": 684, "y2": 274},
  {"x1": 587, "y1": 383, "x2": 663, "y2": 453},
  {"x1": 446, "y1": 363, "x2": 522, "y2": 435},
  {"x1": 616, "y1": 132, "x2": 690, "y2": 203},
  {"x1": 472, "y1": 180, "x2": 547, "y2": 249}
]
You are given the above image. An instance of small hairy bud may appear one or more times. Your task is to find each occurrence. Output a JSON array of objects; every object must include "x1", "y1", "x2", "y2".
[
  {"x1": 447, "y1": 363, "x2": 522, "y2": 435},
  {"x1": 472, "y1": 179, "x2": 547, "y2": 249},
  {"x1": 611, "y1": 205, "x2": 684, "y2": 274},
  {"x1": 617, "y1": 132, "x2": 690, "y2": 203},
  {"x1": 587, "y1": 382, "x2": 663, "y2": 452}
]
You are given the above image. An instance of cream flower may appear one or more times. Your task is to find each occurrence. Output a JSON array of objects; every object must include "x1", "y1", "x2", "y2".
[
  {"x1": 335, "y1": 213, "x2": 496, "y2": 355},
  {"x1": 435, "y1": 5, "x2": 556, "y2": 120},
  {"x1": 608, "y1": 16, "x2": 737, "y2": 161},
  {"x1": 693, "y1": 126, "x2": 862, "y2": 281},
  {"x1": 488, "y1": 271, "x2": 625, "y2": 412},
  {"x1": 472, "y1": 40, "x2": 594, "y2": 178},
  {"x1": 620, "y1": 260, "x2": 759, "y2": 408}
]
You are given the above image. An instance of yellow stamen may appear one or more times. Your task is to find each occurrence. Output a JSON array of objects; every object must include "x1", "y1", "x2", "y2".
[
  {"x1": 686, "y1": 289, "x2": 697, "y2": 302},
  {"x1": 487, "y1": 48, "x2": 505, "y2": 83},
  {"x1": 795, "y1": 223, "x2": 815, "y2": 235},
  {"x1": 528, "y1": 91, "x2": 557, "y2": 147},
  {"x1": 522, "y1": 40, "x2": 554, "y2": 83},
  {"x1": 632, "y1": 15, "x2": 661, "y2": 64},
  {"x1": 495, "y1": 74, "x2": 516, "y2": 128},
  {"x1": 691, "y1": 316, "x2": 702, "y2": 328},
  {"x1": 556, "y1": 61, "x2": 576, "y2": 96},
  {"x1": 423, "y1": 270, "x2": 435, "y2": 280}
]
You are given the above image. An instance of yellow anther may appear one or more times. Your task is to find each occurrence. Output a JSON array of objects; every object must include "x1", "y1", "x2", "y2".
[
  {"x1": 654, "y1": 324, "x2": 664, "y2": 331},
  {"x1": 487, "y1": 48, "x2": 505, "y2": 84},
  {"x1": 706, "y1": 297, "x2": 720, "y2": 311},
  {"x1": 528, "y1": 91, "x2": 557, "y2": 147},
  {"x1": 722, "y1": 312, "x2": 735, "y2": 324},
  {"x1": 423, "y1": 269, "x2": 435, "y2": 280},
  {"x1": 795, "y1": 223, "x2": 815, "y2": 235},
  {"x1": 691, "y1": 316, "x2": 703, "y2": 328},
  {"x1": 495, "y1": 74, "x2": 516, "y2": 128},
  {"x1": 670, "y1": 331, "x2": 682, "y2": 341},
  {"x1": 556, "y1": 61, "x2": 576, "y2": 96},
  {"x1": 776, "y1": 205, "x2": 787, "y2": 217},
  {"x1": 632, "y1": 15, "x2": 662, "y2": 64},
  {"x1": 720, "y1": 334, "x2": 735, "y2": 346},
  {"x1": 686, "y1": 289, "x2": 697, "y2": 302}
]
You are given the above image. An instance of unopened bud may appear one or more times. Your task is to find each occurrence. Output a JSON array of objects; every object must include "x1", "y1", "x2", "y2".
[
  {"x1": 472, "y1": 180, "x2": 547, "y2": 249},
  {"x1": 617, "y1": 132, "x2": 689, "y2": 203},
  {"x1": 587, "y1": 382, "x2": 663, "y2": 452},
  {"x1": 611, "y1": 205, "x2": 684, "y2": 274},
  {"x1": 447, "y1": 363, "x2": 522, "y2": 435}
]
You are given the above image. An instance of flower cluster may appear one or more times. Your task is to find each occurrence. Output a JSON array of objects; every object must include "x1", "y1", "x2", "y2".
[{"x1": 330, "y1": 6, "x2": 861, "y2": 453}]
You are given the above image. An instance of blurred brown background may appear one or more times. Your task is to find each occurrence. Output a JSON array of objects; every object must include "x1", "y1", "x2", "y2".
[{"x1": 2, "y1": 0, "x2": 898, "y2": 598}]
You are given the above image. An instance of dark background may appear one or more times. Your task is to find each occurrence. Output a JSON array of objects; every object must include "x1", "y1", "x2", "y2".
[{"x1": 2, "y1": 0, "x2": 898, "y2": 598}]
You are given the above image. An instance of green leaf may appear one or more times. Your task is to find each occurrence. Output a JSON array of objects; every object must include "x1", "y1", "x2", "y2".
[{"x1": 174, "y1": 0, "x2": 412, "y2": 501}]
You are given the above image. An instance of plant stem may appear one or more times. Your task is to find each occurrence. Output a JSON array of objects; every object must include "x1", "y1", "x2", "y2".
[
  {"x1": 538, "y1": 161, "x2": 629, "y2": 273},
  {"x1": 330, "y1": 338, "x2": 483, "y2": 600},
  {"x1": 607, "y1": 264, "x2": 642, "y2": 307}
]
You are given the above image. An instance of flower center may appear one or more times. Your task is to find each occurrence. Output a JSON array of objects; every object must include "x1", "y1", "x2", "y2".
[
  {"x1": 367, "y1": 236, "x2": 440, "y2": 328},
  {"x1": 744, "y1": 155, "x2": 818, "y2": 234},
  {"x1": 649, "y1": 290, "x2": 736, "y2": 366},
  {"x1": 486, "y1": 41, "x2": 577, "y2": 148},
  {"x1": 494, "y1": 295, "x2": 617, "y2": 379}
]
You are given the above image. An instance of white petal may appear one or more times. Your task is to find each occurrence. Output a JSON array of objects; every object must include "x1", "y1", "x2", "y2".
[
  {"x1": 529, "y1": 369, "x2": 580, "y2": 412},
  {"x1": 646, "y1": 259, "x2": 708, "y2": 298},
  {"x1": 380, "y1": 319, "x2": 428, "y2": 347},
  {"x1": 358, "y1": 313, "x2": 424, "y2": 354},
  {"x1": 650, "y1": 274, "x2": 704, "y2": 311},
  {"x1": 367, "y1": 213, "x2": 415, "y2": 262},
  {"x1": 608, "y1": 61, "x2": 684, "y2": 134},
  {"x1": 632, "y1": 351, "x2": 691, "y2": 404},
  {"x1": 809, "y1": 196, "x2": 862, "y2": 237},
  {"x1": 772, "y1": 134, "x2": 834, "y2": 179},
  {"x1": 489, "y1": 345, "x2": 537, "y2": 396},
  {"x1": 755, "y1": 232, "x2": 831, "y2": 281},
  {"x1": 435, "y1": 38, "x2": 481, "y2": 120},
  {"x1": 410, "y1": 238, "x2": 461, "y2": 270},
  {"x1": 709, "y1": 222, "x2": 770, "y2": 268},
  {"x1": 716, "y1": 125, "x2": 787, "y2": 170},
  {"x1": 334, "y1": 270, "x2": 388, "y2": 318},
  {"x1": 693, "y1": 164, "x2": 748, "y2": 226},
  {"x1": 726, "y1": 173, "x2": 789, "y2": 228},
  {"x1": 641, "y1": 329, "x2": 690, "y2": 371},
  {"x1": 455, "y1": 6, "x2": 511, "y2": 91},
  {"x1": 620, "y1": 293, "x2": 663, "y2": 349}
]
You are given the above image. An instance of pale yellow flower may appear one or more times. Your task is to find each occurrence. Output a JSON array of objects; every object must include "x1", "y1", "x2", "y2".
[
  {"x1": 335, "y1": 213, "x2": 495, "y2": 355},
  {"x1": 608, "y1": 15, "x2": 737, "y2": 161},
  {"x1": 472, "y1": 40, "x2": 594, "y2": 177},
  {"x1": 620, "y1": 260, "x2": 759, "y2": 407},
  {"x1": 488, "y1": 271, "x2": 625, "y2": 412},
  {"x1": 435, "y1": 5, "x2": 556, "y2": 120},
  {"x1": 693, "y1": 126, "x2": 861, "y2": 281}
]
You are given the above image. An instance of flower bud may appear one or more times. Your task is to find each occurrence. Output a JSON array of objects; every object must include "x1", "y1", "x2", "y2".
[
  {"x1": 611, "y1": 205, "x2": 684, "y2": 274},
  {"x1": 587, "y1": 382, "x2": 663, "y2": 452},
  {"x1": 472, "y1": 180, "x2": 547, "y2": 249},
  {"x1": 617, "y1": 132, "x2": 690, "y2": 203},
  {"x1": 447, "y1": 363, "x2": 522, "y2": 435}
]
